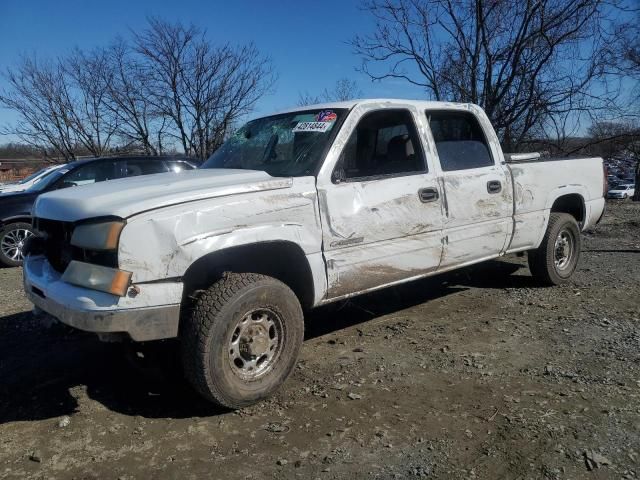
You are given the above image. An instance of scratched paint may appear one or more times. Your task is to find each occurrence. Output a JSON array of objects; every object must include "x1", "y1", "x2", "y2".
[
  {"x1": 506, "y1": 160, "x2": 605, "y2": 251},
  {"x1": 118, "y1": 176, "x2": 323, "y2": 283}
]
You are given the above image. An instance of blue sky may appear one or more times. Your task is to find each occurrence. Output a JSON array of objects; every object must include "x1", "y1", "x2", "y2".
[{"x1": 0, "y1": 0, "x2": 426, "y2": 140}]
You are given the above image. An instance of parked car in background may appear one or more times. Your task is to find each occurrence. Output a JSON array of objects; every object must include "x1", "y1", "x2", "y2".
[
  {"x1": 0, "y1": 156, "x2": 196, "y2": 267},
  {"x1": 0, "y1": 164, "x2": 65, "y2": 194},
  {"x1": 607, "y1": 184, "x2": 635, "y2": 199}
]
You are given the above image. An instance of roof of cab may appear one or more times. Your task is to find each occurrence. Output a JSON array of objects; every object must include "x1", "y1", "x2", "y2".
[{"x1": 274, "y1": 98, "x2": 479, "y2": 115}]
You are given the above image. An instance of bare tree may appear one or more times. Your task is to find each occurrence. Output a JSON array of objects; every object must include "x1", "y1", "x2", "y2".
[
  {"x1": 352, "y1": 0, "x2": 624, "y2": 151},
  {"x1": 64, "y1": 48, "x2": 118, "y2": 156},
  {"x1": 134, "y1": 18, "x2": 276, "y2": 159},
  {"x1": 603, "y1": 8, "x2": 640, "y2": 199},
  {"x1": 0, "y1": 17, "x2": 276, "y2": 160},
  {"x1": 0, "y1": 56, "x2": 80, "y2": 160},
  {"x1": 298, "y1": 78, "x2": 363, "y2": 106},
  {"x1": 0, "y1": 52, "x2": 118, "y2": 160},
  {"x1": 104, "y1": 40, "x2": 165, "y2": 155}
]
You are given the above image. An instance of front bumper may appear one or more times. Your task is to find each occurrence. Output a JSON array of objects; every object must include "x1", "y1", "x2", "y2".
[{"x1": 23, "y1": 255, "x2": 183, "y2": 341}]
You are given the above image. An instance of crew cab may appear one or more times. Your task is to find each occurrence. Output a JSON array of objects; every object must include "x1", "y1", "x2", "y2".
[{"x1": 23, "y1": 100, "x2": 606, "y2": 408}]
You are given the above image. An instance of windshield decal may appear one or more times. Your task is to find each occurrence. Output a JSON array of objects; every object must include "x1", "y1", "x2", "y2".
[
  {"x1": 292, "y1": 121, "x2": 333, "y2": 133},
  {"x1": 316, "y1": 110, "x2": 337, "y2": 122}
]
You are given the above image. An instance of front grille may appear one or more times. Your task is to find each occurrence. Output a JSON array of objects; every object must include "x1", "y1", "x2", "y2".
[
  {"x1": 34, "y1": 218, "x2": 76, "y2": 272},
  {"x1": 33, "y1": 218, "x2": 118, "y2": 272}
]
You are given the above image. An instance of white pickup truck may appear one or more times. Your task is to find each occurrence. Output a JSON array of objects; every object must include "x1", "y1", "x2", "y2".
[{"x1": 23, "y1": 99, "x2": 606, "y2": 408}]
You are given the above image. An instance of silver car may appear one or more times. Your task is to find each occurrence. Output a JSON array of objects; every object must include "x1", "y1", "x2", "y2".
[{"x1": 607, "y1": 184, "x2": 635, "y2": 199}]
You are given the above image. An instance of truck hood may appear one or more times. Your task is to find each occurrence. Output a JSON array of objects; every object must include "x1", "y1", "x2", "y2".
[{"x1": 34, "y1": 169, "x2": 293, "y2": 222}]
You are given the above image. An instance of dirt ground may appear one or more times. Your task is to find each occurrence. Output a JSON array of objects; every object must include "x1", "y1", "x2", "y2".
[{"x1": 0, "y1": 202, "x2": 638, "y2": 480}]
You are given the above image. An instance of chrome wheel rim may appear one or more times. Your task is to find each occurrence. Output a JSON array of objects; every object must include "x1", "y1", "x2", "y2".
[
  {"x1": 228, "y1": 308, "x2": 283, "y2": 380},
  {"x1": 554, "y1": 228, "x2": 574, "y2": 271},
  {"x1": 1, "y1": 227, "x2": 33, "y2": 262}
]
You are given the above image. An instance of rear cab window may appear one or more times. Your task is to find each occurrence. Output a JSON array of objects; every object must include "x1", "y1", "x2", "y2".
[{"x1": 426, "y1": 111, "x2": 494, "y2": 171}]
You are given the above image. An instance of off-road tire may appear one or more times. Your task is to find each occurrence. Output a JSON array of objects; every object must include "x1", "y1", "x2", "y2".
[
  {"x1": 0, "y1": 222, "x2": 33, "y2": 267},
  {"x1": 181, "y1": 273, "x2": 304, "y2": 409},
  {"x1": 527, "y1": 213, "x2": 581, "y2": 286}
]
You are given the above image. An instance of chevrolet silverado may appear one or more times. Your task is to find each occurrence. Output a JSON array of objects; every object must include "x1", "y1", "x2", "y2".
[{"x1": 23, "y1": 100, "x2": 606, "y2": 408}]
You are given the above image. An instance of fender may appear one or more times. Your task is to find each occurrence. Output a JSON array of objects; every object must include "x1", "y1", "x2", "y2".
[
  {"x1": 117, "y1": 177, "x2": 327, "y2": 303},
  {"x1": 531, "y1": 187, "x2": 587, "y2": 248},
  {"x1": 0, "y1": 214, "x2": 33, "y2": 228},
  {"x1": 544, "y1": 185, "x2": 588, "y2": 213}
]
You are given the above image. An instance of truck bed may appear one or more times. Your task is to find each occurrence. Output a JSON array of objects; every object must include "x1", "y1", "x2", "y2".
[{"x1": 505, "y1": 156, "x2": 605, "y2": 253}]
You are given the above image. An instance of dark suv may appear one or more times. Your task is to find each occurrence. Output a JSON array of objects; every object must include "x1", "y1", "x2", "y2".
[{"x1": 0, "y1": 156, "x2": 198, "y2": 267}]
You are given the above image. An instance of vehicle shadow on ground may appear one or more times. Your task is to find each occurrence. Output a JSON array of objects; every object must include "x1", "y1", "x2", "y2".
[{"x1": 0, "y1": 259, "x2": 531, "y2": 424}]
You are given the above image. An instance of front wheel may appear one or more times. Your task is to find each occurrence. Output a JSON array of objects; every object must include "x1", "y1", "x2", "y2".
[
  {"x1": 528, "y1": 213, "x2": 581, "y2": 286},
  {"x1": 0, "y1": 222, "x2": 34, "y2": 267},
  {"x1": 181, "y1": 273, "x2": 304, "y2": 409}
]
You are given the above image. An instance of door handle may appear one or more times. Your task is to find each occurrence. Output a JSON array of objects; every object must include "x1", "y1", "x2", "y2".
[
  {"x1": 418, "y1": 187, "x2": 439, "y2": 203},
  {"x1": 487, "y1": 180, "x2": 502, "y2": 194}
]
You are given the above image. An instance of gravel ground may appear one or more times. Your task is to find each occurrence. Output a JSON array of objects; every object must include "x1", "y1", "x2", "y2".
[{"x1": 0, "y1": 201, "x2": 638, "y2": 480}]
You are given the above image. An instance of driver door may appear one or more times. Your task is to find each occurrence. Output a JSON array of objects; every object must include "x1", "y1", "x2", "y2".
[{"x1": 317, "y1": 106, "x2": 444, "y2": 300}]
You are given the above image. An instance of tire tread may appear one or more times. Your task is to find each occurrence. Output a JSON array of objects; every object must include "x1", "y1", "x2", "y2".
[
  {"x1": 181, "y1": 272, "x2": 302, "y2": 408},
  {"x1": 528, "y1": 212, "x2": 580, "y2": 286}
]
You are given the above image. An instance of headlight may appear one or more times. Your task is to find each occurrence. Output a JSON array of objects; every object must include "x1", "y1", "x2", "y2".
[
  {"x1": 71, "y1": 220, "x2": 124, "y2": 250},
  {"x1": 62, "y1": 260, "x2": 132, "y2": 296}
]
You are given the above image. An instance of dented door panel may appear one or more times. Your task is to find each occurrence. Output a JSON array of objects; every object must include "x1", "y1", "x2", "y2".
[
  {"x1": 319, "y1": 175, "x2": 443, "y2": 299},
  {"x1": 438, "y1": 166, "x2": 513, "y2": 268},
  {"x1": 118, "y1": 177, "x2": 325, "y2": 285},
  {"x1": 316, "y1": 103, "x2": 444, "y2": 300}
]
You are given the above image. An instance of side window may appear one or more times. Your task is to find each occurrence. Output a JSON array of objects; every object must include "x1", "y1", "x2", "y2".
[
  {"x1": 427, "y1": 111, "x2": 493, "y2": 171},
  {"x1": 117, "y1": 159, "x2": 168, "y2": 178},
  {"x1": 59, "y1": 161, "x2": 116, "y2": 187},
  {"x1": 337, "y1": 109, "x2": 426, "y2": 181}
]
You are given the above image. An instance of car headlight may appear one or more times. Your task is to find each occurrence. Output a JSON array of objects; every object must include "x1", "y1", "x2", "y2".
[
  {"x1": 62, "y1": 260, "x2": 132, "y2": 296},
  {"x1": 71, "y1": 220, "x2": 124, "y2": 250}
]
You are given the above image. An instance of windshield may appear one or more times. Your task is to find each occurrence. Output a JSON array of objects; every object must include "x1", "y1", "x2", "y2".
[
  {"x1": 202, "y1": 109, "x2": 346, "y2": 177},
  {"x1": 26, "y1": 169, "x2": 67, "y2": 192},
  {"x1": 17, "y1": 167, "x2": 50, "y2": 184}
]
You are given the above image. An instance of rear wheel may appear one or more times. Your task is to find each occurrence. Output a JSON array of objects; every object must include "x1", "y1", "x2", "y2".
[
  {"x1": 528, "y1": 213, "x2": 581, "y2": 286},
  {"x1": 0, "y1": 222, "x2": 34, "y2": 267},
  {"x1": 181, "y1": 273, "x2": 304, "y2": 409}
]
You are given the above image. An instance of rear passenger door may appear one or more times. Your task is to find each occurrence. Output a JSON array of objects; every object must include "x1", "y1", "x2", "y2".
[
  {"x1": 318, "y1": 107, "x2": 444, "y2": 299},
  {"x1": 426, "y1": 110, "x2": 512, "y2": 268}
]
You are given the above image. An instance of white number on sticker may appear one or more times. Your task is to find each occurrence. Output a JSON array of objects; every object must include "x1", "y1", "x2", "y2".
[{"x1": 292, "y1": 121, "x2": 332, "y2": 133}]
